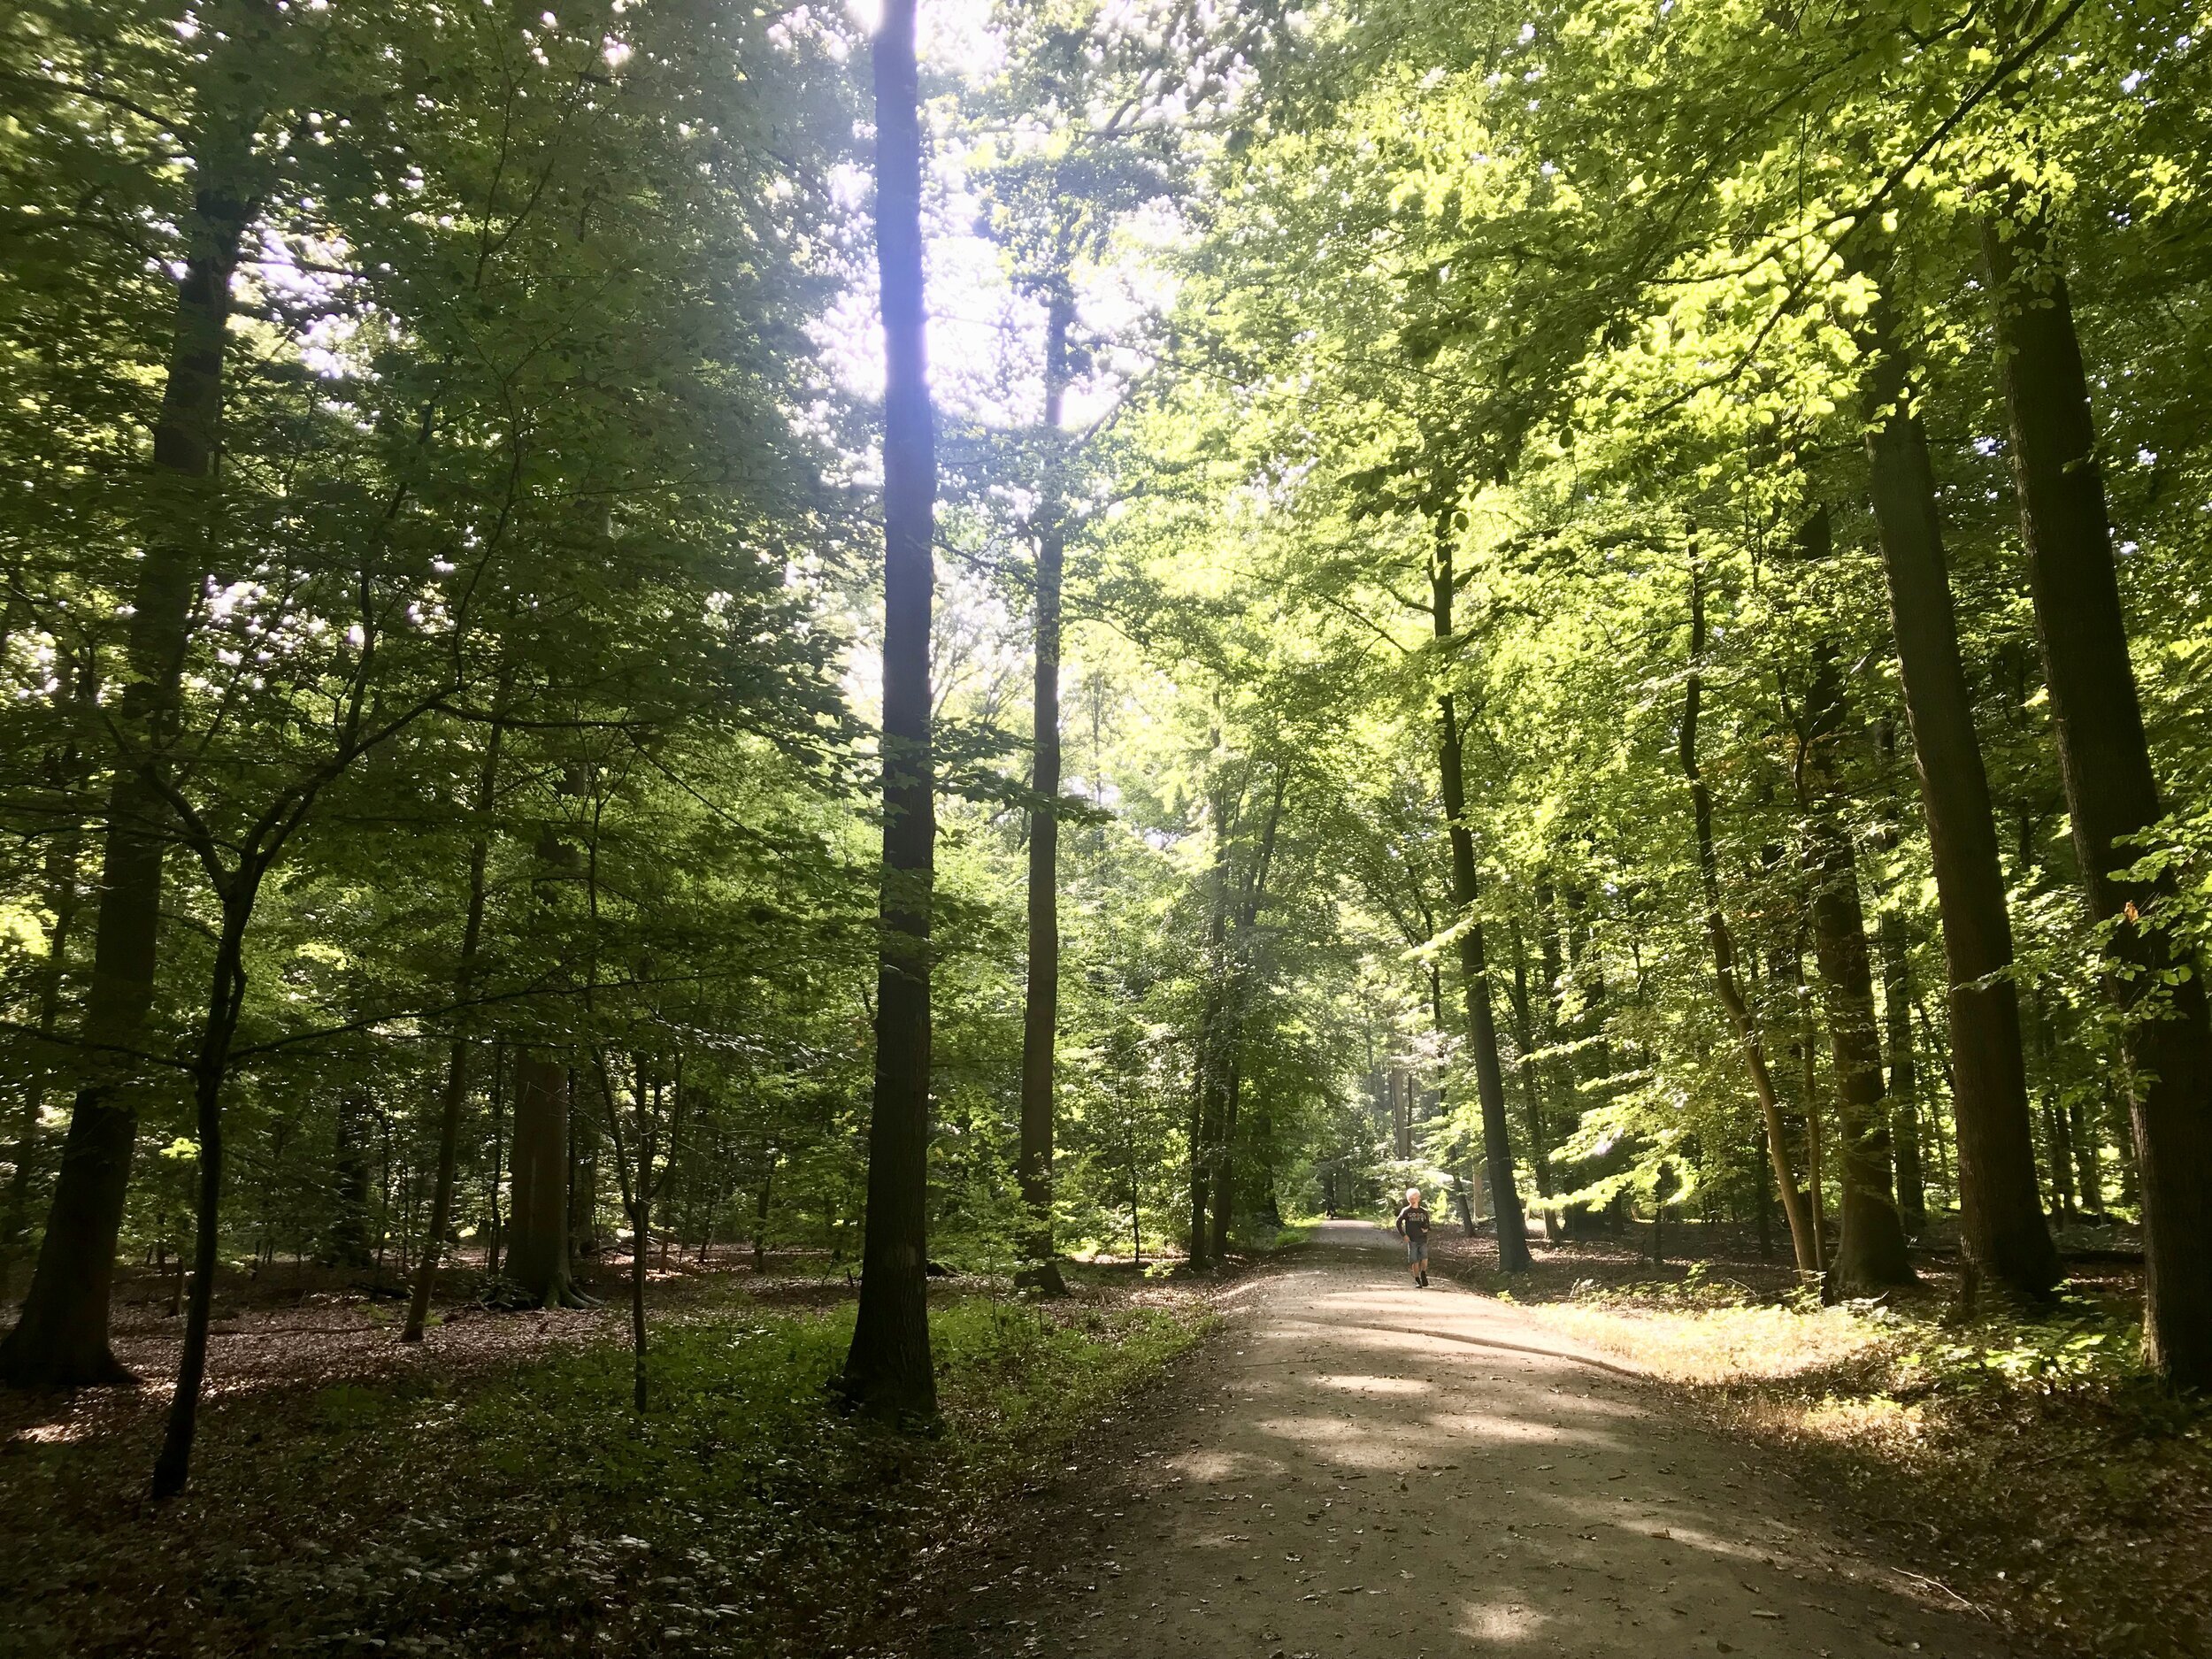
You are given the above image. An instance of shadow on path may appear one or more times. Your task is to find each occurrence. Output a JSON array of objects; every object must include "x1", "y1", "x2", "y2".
[{"x1": 932, "y1": 1218, "x2": 2006, "y2": 1659}]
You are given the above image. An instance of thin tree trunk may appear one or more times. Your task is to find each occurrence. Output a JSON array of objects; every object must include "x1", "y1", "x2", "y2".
[
  {"x1": 1791, "y1": 524, "x2": 1913, "y2": 1295},
  {"x1": 1018, "y1": 288, "x2": 1074, "y2": 1297},
  {"x1": 1, "y1": 68, "x2": 261, "y2": 1388},
  {"x1": 841, "y1": 0, "x2": 938, "y2": 1422},
  {"x1": 749, "y1": 1144, "x2": 777, "y2": 1274},
  {"x1": 403, "y1": 707, "x2": 506, "y2": 1342},
  {"x1": 1505, "y1": 920, "x2": 1555, "y2": 1218},
  {"x1": 1679, "y1": 552, "x2": 1819, "y2": 1272},
  {"x1": 1210, "y1": 1060, "x2": 1242, "y2": 1262},
  {"x1": 2072, "y1": 1096, "x2": 2104, "y2": 1216},
  {"x1": 1982, "y1": 205, "x2": 2212, "y2": 1386},
  {"x1": 1858, "y1": 267, "x2": 2057, "y2": 1298},
  {"x1": 1431, "y1": 509, "x2": 1531, "y2": 1271},
  {"x1": 150, "y1": 879, "x2": 260, "y2": 1498},
  {"x1": 1878, "y1": 909, "x2": 1929, "y2": 1237}
]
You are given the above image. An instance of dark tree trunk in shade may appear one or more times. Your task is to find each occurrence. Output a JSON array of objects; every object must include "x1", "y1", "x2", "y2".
[
  {"x1": 1679, "y1": 553, "x2": 1820, "y2": 1273},
  {"x1": 1016, "y1": 287, "x2": 1075, "y2": 1297},
  {"x1": 1982, "y1": 207, "x2": 2212, "y2": 1386},
  {"x1": 750, "y1": 1146, "x2": 777, "y2": 1275},
  {"x1": 1792, "y1": 526, "x2": 1913, "y2": 1295},
  {"x1": 841, "y1": 0, "x2": 938, "y2": 1422},
  {"x1": 403, "y1": 707, "x2": 506, "y2": 1342},
  {"x1": 505, "y1": 1055, "x2": 577, "y2": 1308},
  {"x1": 1431, "y1": 512, "x2": 1532, "y2": 1272},
  {"x1": 1878, "y1": 909, "x2": 1929, "y2": 1237},
  {"x1": 150, "y1": 882, "x2": 260, "y2": 1498},
  {"x1": 1210, "y1": 1063, "x2": 1241, "y2": 1261},
  {"x1": 1, "y1": 81, "x2": 258, "y2": 1389},
  {"x1": 323, "y1": 1094, "x2": 375, "y2": 1269},
  {"x1": 1858, "y1": 273, "x2": 2058, "y2": 1299}
]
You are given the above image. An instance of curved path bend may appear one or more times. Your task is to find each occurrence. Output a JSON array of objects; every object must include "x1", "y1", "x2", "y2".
[{"x1": 941, "y1": 1218, "x2": 2004, "y2": 1659}]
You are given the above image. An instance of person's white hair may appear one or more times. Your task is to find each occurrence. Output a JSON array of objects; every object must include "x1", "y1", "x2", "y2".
[{"x1": 1405, "y1": 1187, "x2": 1421, "y2": 1205}]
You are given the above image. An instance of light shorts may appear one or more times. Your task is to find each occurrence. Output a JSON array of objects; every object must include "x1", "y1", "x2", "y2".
[{"x1": 1404, "y1": 1235, "x2": 1429, "y2": 1265}]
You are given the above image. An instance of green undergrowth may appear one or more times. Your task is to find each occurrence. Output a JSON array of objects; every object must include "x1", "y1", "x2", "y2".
[
  {"x1": 1518, "y1": 1269, "x2": 2212, "y2": 1657},
  {"x1": 0, "y1": 1293, "x2": 1210, "y2": 1659}
]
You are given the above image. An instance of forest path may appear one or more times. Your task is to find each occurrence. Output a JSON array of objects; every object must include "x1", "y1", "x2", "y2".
[{"x1": 934, "y1": 1219, "x2": 2005, "y2": 1659}]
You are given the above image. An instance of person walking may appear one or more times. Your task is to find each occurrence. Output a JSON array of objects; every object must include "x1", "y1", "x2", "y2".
[{"x1": 1395, "y1": 1187, "x2": 1432, "y2": 1287}]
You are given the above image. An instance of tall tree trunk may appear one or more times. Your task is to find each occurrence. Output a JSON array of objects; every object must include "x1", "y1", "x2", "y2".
[
  {"x1": 1017, "y1": 287, "x2": 1075, "y2": 1298},
  {"x1": 1210, "y1": 1061, "x2": 1241, "y2": 1260},
  {"x1": 1878, "y1": 910, "x2": 1930, "y2": 1238},
  {"x1": 1982, "y1": 206, "x2": 2212, "y2": 1386},
  {"x1": 1792, "y1": 521, "x2": 1912, "y2": 1295},
  {"x1": 1, "y1": 69, "x2": 260, "y2": 1388},
  {"x1": 403, "y1": 708, "x2": 506, "y2": 1342},
  {"x1": 1431, "y1": 511, "x2": 1531, "y2": 1271},
  {"x1": 1858, "y1": 271, "x2": 2057, "y2": 1298},
  {"x1": 841, "y1": 0, "x2": 938, "y2": 1422},
  {"x1": 1678, "y1": 552, "x2": 1820, "y2": 1272}
]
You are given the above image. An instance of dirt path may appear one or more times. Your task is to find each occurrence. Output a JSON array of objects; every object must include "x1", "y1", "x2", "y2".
[{"x1": 936, "y1": 1220, "x2": 2006, "y2": 1659}]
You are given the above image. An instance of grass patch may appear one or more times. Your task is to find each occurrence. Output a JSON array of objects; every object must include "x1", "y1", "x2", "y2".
[{"x1": 0, "y1": 1290, "x2": 1209, "y2": 1658}]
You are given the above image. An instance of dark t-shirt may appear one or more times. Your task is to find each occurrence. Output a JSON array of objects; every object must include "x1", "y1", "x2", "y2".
[{"x1": 1396, "y1": 1204, "x2": 1431, "y2": 1244}]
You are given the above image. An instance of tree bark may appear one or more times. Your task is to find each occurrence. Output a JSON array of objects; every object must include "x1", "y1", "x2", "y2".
[
  {"x1": 1858, "y1": 271, "x2": 2057, "y2": 1298},
  {"x1": 1431, "y1": 511, "x2": 1531, "y2": 1271},
  {"x1": 504, "y1": 1054, "x2": 577, "y2": 1308},
  {"x1": 150, "y1": 876, "x2": 261, "y2": 1498},
  {"x1": 1018, "y1": 287, "x2": 1074, "y2": 1297},
  {"x1": 1878, "y1": 909, "x2": 1929, "y2": 1238},
  {"x1": 403, "y1": 707, "x2": 506, "y2": 1342},
  {"x1": 1, "y1": 72, "x2": 260, "y2": 1389},
  {"x1": 1792, "y1": 516, "x2": 1913, "y2": 1295},
  {"x1": 1505, "y1": 920, "x2": 1555, "y2": 1223},
  {"x1": 840, "y1": 0, "x2": 938, "y2": 1423},
  {"x1": 1982, "y1": 205, "x2": 2212, "y2": 1386},
  {"x1": 1678, "y1": 552, "x2": 1820, "y2": 1272}
]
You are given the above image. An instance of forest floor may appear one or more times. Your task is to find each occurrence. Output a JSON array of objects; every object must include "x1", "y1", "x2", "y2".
[
  {"x1": 6, "y1": 1227, "x2": 2205, "y2": 1657},
  {"x1": 0, "y1": 1249, "x2": 1227, "y2": 1658},
  {"x1": 925, "y1": 1218, "x2": 2003, "y2": 1659}
]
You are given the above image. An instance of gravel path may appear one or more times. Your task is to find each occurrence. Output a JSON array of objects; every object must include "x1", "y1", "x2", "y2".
[{"x1": 939, "y1": 1219, "x2": 2006, "y2": 1659}]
